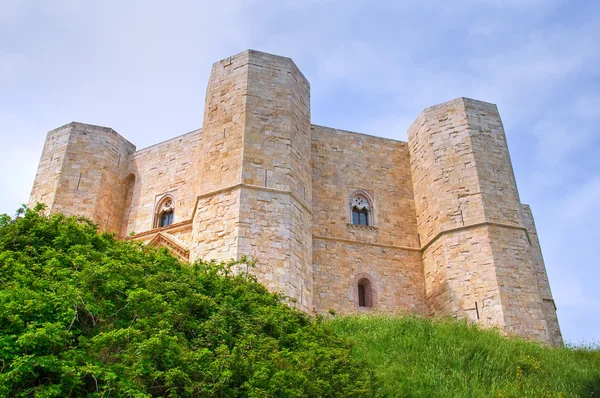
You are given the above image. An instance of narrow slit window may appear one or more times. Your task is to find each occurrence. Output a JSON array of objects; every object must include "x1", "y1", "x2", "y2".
[
  {"x1": 357, "y1": 278, "x2": 373, "y2": 308},
  {"x1": 358, "y1": 284, "x2": 366, "y2": 307}
]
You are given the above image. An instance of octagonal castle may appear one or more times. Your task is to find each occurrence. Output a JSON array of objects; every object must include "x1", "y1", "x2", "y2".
[{"x1": 28, "y1": 50, "x2": 562, "y2": 345}]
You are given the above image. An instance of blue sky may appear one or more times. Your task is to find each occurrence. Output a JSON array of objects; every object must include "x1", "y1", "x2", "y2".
[{"x1": 1, "y1": 0, "x2": 598, "y2": 344}]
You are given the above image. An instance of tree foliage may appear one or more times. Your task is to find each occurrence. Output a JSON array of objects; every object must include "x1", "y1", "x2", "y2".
[{"x1": 0, "y1": 206, "x2": 374, "y2": 397}]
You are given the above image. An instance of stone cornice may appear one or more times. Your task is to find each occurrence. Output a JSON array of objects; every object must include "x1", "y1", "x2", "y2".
[
  {"x1": 420, "y1": 221, "x2": 530, "y2": 252},
  {"x1": 315, "y1": 221, "x2": 530, "y2": 254},
  {"x1": 312, "y1": 235, "x2": 421, "y2": 252},
  {"x1": 191, "y1": 183, "x2": 313, "y2": 220},
  {"x1": 126, "y1": 219, "x2": 193, "y2": 240}
]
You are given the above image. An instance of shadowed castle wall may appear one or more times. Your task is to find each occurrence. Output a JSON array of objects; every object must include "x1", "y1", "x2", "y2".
[{"x1": 522, "y1": 204, "x2": 563, "y2": 346}]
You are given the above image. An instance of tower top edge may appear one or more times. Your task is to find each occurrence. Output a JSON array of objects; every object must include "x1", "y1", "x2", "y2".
[
  {"x1": 418, "y1": 97, "x2": 499, "y2": 115},
  {"x1": 214, "y1": 49, "x2": 309, "y2": 86},
  {"x1": 46, "y1": 122, "x2": 135, "y2": 149}
]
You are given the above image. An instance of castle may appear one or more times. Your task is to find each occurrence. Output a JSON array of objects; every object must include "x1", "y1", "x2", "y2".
[{"x1": 28, "y1": 50, "x2": 562, "y2": 346}]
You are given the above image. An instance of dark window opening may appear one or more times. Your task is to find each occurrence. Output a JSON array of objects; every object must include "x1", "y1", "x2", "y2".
[
  {"x1": 357, "y1": 278, "x2": 373, "y2": 308},
  {"x1": 358, "y1": 284, "x2": 366, "y2": 307},
  {"x1": 159, "y1": 210, "x2": 174, "y2": 227},
  {"x1": 352, "y1": 207, "x2": 369, "y2": 226}
]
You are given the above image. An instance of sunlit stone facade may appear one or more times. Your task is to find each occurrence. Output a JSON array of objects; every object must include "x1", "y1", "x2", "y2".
[{"x1": 29, "y1": 50, "x2": 562, "y2": 345}]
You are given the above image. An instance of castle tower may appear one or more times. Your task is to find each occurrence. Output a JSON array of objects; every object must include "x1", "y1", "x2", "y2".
[
  {"x1": 29, "y1": 123, "x2": 136, "y2": 235},
  {"x1": 408, "y1": 98, "x2": 561, "y2": 345},
  {"x1": 191, "y1": 50, "x2": 313, "y2": 312},
  {"x1": 26, "y1": 51, "x2": 562, "y2": 344}
]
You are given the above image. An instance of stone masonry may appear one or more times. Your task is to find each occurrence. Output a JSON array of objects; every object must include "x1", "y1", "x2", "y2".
[{"x1": 28, "y1": 50, "x2": 563, "y2": 345}]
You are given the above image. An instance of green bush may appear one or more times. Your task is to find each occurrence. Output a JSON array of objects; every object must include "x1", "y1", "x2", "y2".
[
  {"x1": 0, "y1": 206, "x2": 374, "y2": 397},
  {"x1": 327, "y1": 315, "x2": 600, "y2": 398}
]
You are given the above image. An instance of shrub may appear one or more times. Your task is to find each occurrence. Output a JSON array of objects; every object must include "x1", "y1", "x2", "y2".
[{"x1": 0, "y1": 206, "x2": 374, "y2": 397}]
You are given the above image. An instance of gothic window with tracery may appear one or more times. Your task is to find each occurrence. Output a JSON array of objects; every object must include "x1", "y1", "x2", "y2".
[
  {"x1": 349, "y1": 191, "x2": 373, "y2": 226},
  {"x1": 155, "y1": 195, "x2": 175, "y2": 228}
]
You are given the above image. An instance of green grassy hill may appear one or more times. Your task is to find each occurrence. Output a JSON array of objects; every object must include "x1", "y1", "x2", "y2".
[
  {"x1": 327, "y1": 315, "x2": 600, "y2": 397},
  {"x1": 1, "y1": 207, "x2": 598, "y2": 397}
]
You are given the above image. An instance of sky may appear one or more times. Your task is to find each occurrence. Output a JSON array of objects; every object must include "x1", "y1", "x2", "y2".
[{"x1": 0, "y1": 0, "x2": 598, "y2": 344}]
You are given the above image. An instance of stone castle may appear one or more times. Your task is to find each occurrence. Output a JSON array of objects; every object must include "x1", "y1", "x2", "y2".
[{"x1": 28, "y1": 50, "x2": 562, "y2": 346}]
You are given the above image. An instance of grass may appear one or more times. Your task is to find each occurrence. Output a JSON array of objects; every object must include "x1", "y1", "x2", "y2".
[{"x1": 327, "y1": 315, "x2": 600, "y2": 397}]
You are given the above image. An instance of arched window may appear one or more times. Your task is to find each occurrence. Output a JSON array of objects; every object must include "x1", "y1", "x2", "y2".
[
  {"x1": 349, "y1": 191, "x2": 374, "y2": 226},
  {"x1": 356, "y1": 277, "x2": 374, "y2": 308},
  {"x1": 154, "y1": 195, "x2": 175, "y2": 228}
]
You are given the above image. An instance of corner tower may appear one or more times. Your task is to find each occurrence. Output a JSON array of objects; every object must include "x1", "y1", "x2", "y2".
[
  {"x1": 191, "y1": 50, "x2": 313, "y2": 312},
  {"x1": 29, "y1": 123, "x2": 136, "y2": 235},
  {"x1": 408, "y1": 98, "x2": 561, "y2": 345}
]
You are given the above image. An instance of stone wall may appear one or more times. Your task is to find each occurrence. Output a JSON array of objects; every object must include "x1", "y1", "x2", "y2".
[
  {"x1": 124, "y1": 129, "x2": 201, "y2": 237},
  {"x1": 487, "y1": 224, "x2": 549, "y2": 342},
  {"x1": 522, "y1": 204, "x2": 563, "y2": 346},
  {"x1": 28, "y1": 50, "x2": 563, "y2": 345},
  {"x1": 311, "y1": 125, "x2": 425, "y2": 314},
  {"x1": 190, "y1": 189, "x2": 240, "y2": 262},
  {"x1": 190, "y1": 50, "x2": 314, "y2": 312},
  {"x1": 408, "y1": 98, "x2": 559, "y2": 344},
  {"x1": 419, "y1": 226, "x2": 505, "y2": 326},
  {"x1": 29, "y1": 124, "x2": 72, "y2": 211},
  {"x1": 29, "y1": 122, "x2": 136, "y2": 235}
]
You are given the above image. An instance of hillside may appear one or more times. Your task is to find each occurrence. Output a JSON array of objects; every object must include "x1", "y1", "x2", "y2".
[
  {"x1": 328, "y1": 315, "x2": 600, "y2": 397},
  {"x1": 1, "y1": 207, "x2": 598, "y2": 397},
  {"x1": 0, "y1": 207, "x2": 373, "y2": 397}
]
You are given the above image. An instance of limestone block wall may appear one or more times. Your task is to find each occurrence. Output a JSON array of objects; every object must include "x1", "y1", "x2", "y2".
[
  {"x1": 311, "y1": 126, "x2": 419, "y2": 247},
  {"x1": 311, "y1": 125, "x2": 425, "y2": 314},
  {"x1": 191, "y1": 50, "x2": 314, "y2": 311},
  {"x1": 487, "y1": 225, "x2": 549, "y2": 342},
  {"x1": 466, "y1": 101, "x2": 524, "y2": 226},
  {"x1": 198, "y1": 52, "x2": 247, "y2": 193},
  {"x1": 236, "y1": 51, "x2": 313, "y2": 311},
  {"x1": 190, "y1": 189, "x2": 240, "y2": 262},
  {"x1": 237, "y1": 188, "x2": 313, "y2": 311},
  {"x1": 408, "y1": 99, "x2": 487, "y2": 243},
  {"x1": 123, "y1": 129, "x2": 201, "y2": 237},
  {"x1": 27, "y1": 49, "x2": 563, "y2": 344},
  {"x1": 29, "y1": 122, "x2": 136, "y2": 235},
  {"x1": 189, "y1": 51, "x2": 250, "y2": 264},
  {"x1": 409, "y1": 98, "x2": 556, "y2": 344},
  {"x1": 29, "y1": 124, "x2": 72, "y2": 211},
  {"x1": 419, "y1": 227, "x2": 505, "y2": 326},
  {"x1": 522, "y1": 204, "x2": 563, "y2": 346},
  {"x1": 242, "y1": 51, "x2": 312, "y2": 204},
  {"x1": 313, "y1": 240, "x2": 425, "y2": 314}
]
